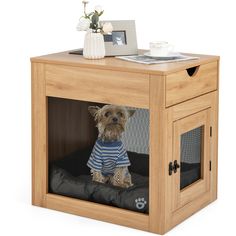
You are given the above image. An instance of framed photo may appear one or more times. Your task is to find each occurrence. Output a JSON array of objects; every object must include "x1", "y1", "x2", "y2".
[{"x1": 101, "y1": 20, "x2": 138, "y2": 56}]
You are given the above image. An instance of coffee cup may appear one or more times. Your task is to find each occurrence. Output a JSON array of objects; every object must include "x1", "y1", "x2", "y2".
[{"x1": 149, "y1": 41, "x2": 174, "y2": 57}]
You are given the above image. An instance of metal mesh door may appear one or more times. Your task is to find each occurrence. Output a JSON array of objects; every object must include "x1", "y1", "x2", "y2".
[{"x1": 180, "y1": 126, "x2": 204, "y2": 190}]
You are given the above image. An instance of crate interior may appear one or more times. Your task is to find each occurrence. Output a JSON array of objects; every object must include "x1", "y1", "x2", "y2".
[{"x1": 47, "y1": 97, "x2": 150, "y2": 214}]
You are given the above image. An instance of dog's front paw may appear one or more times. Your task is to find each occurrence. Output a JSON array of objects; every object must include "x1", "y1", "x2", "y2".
[
  {"x1": 91, "y1": 170, "x2": 108, "y2": 183},
  {"x1": 123, "y1": 177, "x2": 133, "y2": 188},
  {"x1": 123, "y1": 172, "x2": 133, "y2": 188},
  {"x1": 110, "y1": 167, "x2": 133, "y2": 188}
]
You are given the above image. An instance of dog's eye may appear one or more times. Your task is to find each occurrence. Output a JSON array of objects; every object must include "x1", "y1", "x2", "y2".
[
  {"x1": 104, "y1": 112, "x2": 111, "y2": 117},
  {"x1": 117, "y1": 112, "x2": 123, "y2": 117}
]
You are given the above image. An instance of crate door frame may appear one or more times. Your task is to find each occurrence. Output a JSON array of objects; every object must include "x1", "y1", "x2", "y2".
[{"x1": 172, "y1": 109, "x2": 211, "y2": 211}]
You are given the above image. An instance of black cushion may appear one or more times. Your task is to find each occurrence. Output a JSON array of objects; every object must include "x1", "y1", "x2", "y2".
[{"x1": 49, "y1": 147, "x2": 149, "y2": 213}]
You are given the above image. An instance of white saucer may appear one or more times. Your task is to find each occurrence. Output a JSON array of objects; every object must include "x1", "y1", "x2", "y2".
[{"x1": 144, "y1": 51, "x2": 182, "y2": 59}]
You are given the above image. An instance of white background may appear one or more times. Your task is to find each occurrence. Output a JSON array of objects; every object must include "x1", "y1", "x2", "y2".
[{"x1": 0, "y1": 0, "x2": 235, "y2": 235}]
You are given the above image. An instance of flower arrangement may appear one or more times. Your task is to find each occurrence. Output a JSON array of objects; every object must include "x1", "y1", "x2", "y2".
[{"x1": 77, "y1": 1, "x2": 113, "y2": 34}]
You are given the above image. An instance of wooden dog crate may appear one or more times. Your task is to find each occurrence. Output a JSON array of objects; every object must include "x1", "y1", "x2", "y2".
[{"x1": 31, "y1": 50, "x2": 219, "y2": 234}]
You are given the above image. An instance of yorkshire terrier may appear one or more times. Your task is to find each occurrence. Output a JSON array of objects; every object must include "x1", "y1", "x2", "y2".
[{"x1": 87, "y1": 104, "x2": 135, "y2": 188}]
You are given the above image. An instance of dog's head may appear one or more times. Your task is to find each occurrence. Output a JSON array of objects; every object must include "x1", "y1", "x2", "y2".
[{"x1": 88, "y1": 105, "x2": 135, "y2": 141}]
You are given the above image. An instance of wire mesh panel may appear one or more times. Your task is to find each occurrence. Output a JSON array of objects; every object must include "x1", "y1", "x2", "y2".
[
  {"x1": 122, "y1": 108, "x2": 149, "y2": 154},
  {"x1": 180, "y1": 126, "x2": 204, "y2": 190}
]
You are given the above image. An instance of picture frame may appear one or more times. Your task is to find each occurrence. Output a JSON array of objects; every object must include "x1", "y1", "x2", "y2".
[{"x1": 101, "y1": 20, "x2": 138, "y2": 56}]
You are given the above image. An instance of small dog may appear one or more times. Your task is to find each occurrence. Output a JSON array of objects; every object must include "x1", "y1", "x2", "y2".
[{"x1": 87, "y1": 104, "x2": 135, "y2": 188}]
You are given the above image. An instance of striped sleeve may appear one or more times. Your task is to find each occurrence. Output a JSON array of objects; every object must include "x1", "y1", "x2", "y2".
[
  {"x1": 87, "y1": 142, "x2": 102, "y2": 171},
  {"x1": 116, "y1": 143, "x2": 131, "y2": 167}
]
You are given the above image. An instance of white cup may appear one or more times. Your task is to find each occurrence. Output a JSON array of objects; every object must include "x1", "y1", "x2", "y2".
[{"x1": 149, "y1": 41, "x2": 174, "y2": 57}]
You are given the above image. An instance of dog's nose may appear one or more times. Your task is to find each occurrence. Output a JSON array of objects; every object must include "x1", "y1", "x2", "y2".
[{"x1": 112, "y1": 117, "x2": 118, "y2": 123}]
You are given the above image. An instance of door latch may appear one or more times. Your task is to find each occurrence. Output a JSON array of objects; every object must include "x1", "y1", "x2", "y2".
[{"x1": 169, "y1": 160, "x2": 180, "y2": 176}]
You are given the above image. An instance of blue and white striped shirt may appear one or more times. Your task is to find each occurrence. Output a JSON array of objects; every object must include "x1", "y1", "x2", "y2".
[{"x1": 87, "y1": 139, "x2": 131, "y2": 176}]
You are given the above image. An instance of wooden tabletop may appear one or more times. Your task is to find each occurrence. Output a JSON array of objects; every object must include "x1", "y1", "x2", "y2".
[{"x1": 31, "y1": 50, "x2": 219, "y2": 75}]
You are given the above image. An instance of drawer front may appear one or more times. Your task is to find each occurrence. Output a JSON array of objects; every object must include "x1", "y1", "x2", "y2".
[
  {"x1": 166, "y1": 61, "x2": 218, "y2": 107},
  {"x1": 45, "y1": 64, "x2": 149, "y2": 108}
]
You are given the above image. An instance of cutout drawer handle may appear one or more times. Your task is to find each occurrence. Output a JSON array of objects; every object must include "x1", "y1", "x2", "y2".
[{"x1": 186, "y1": 65, "x2": 200, "y2": 77}]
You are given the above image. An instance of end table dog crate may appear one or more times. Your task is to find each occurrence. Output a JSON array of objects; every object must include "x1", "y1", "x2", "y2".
[{"x1": 31, "y1": 50, "x2": 219, "y2": 234}]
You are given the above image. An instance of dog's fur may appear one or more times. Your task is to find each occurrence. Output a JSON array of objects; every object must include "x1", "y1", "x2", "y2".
[{"x1": 88, "y1": 105, "x2": 135, "y2": 188}]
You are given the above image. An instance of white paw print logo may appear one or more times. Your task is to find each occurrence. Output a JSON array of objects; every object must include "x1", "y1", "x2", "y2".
[{"x1": 135, "y1": 198, "x2": 147, "y2": 210}]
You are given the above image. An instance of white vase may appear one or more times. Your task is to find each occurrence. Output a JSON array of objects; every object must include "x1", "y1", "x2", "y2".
[{"x1": 83, "y1": 32, "x2": 105, "y2": 59}]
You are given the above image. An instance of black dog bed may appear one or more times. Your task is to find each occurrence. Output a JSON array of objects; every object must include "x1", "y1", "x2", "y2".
[
  {"x1": 49, "y1": 147, "x2": 149, "y2": 213},
  {"x1": 49, "y1": 147, "x2": 200, "y2": 214}
]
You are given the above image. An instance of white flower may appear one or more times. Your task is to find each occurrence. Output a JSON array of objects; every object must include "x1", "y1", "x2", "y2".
[
  {"x1": 94, "y1": 5, "x2": 103, "y2": 14},
  {"x1": 76, "y1": 18, "x2": 91, "y2": 31},
  {"x1": 102, "y1": 22, "x2": 113, "y2": 34}
]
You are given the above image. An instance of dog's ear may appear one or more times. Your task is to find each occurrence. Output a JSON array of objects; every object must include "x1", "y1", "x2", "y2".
[
  {"x1": 88, "y1": 106, "x2": 100, "y2": 117},
  {"x1": 128, "y1": 109, "x2": 136, "y2": 118}
]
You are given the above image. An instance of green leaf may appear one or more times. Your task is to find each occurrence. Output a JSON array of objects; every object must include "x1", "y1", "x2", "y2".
[
  {"x1": 91, "y1": 13, "x2": 99, "y2": 24},
  {"x1": 88, "y1": 12, "x2": 94, "y2": 17},
  {"x1": 98, "y1": 10, "x2": 104, "y2": 17}
]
